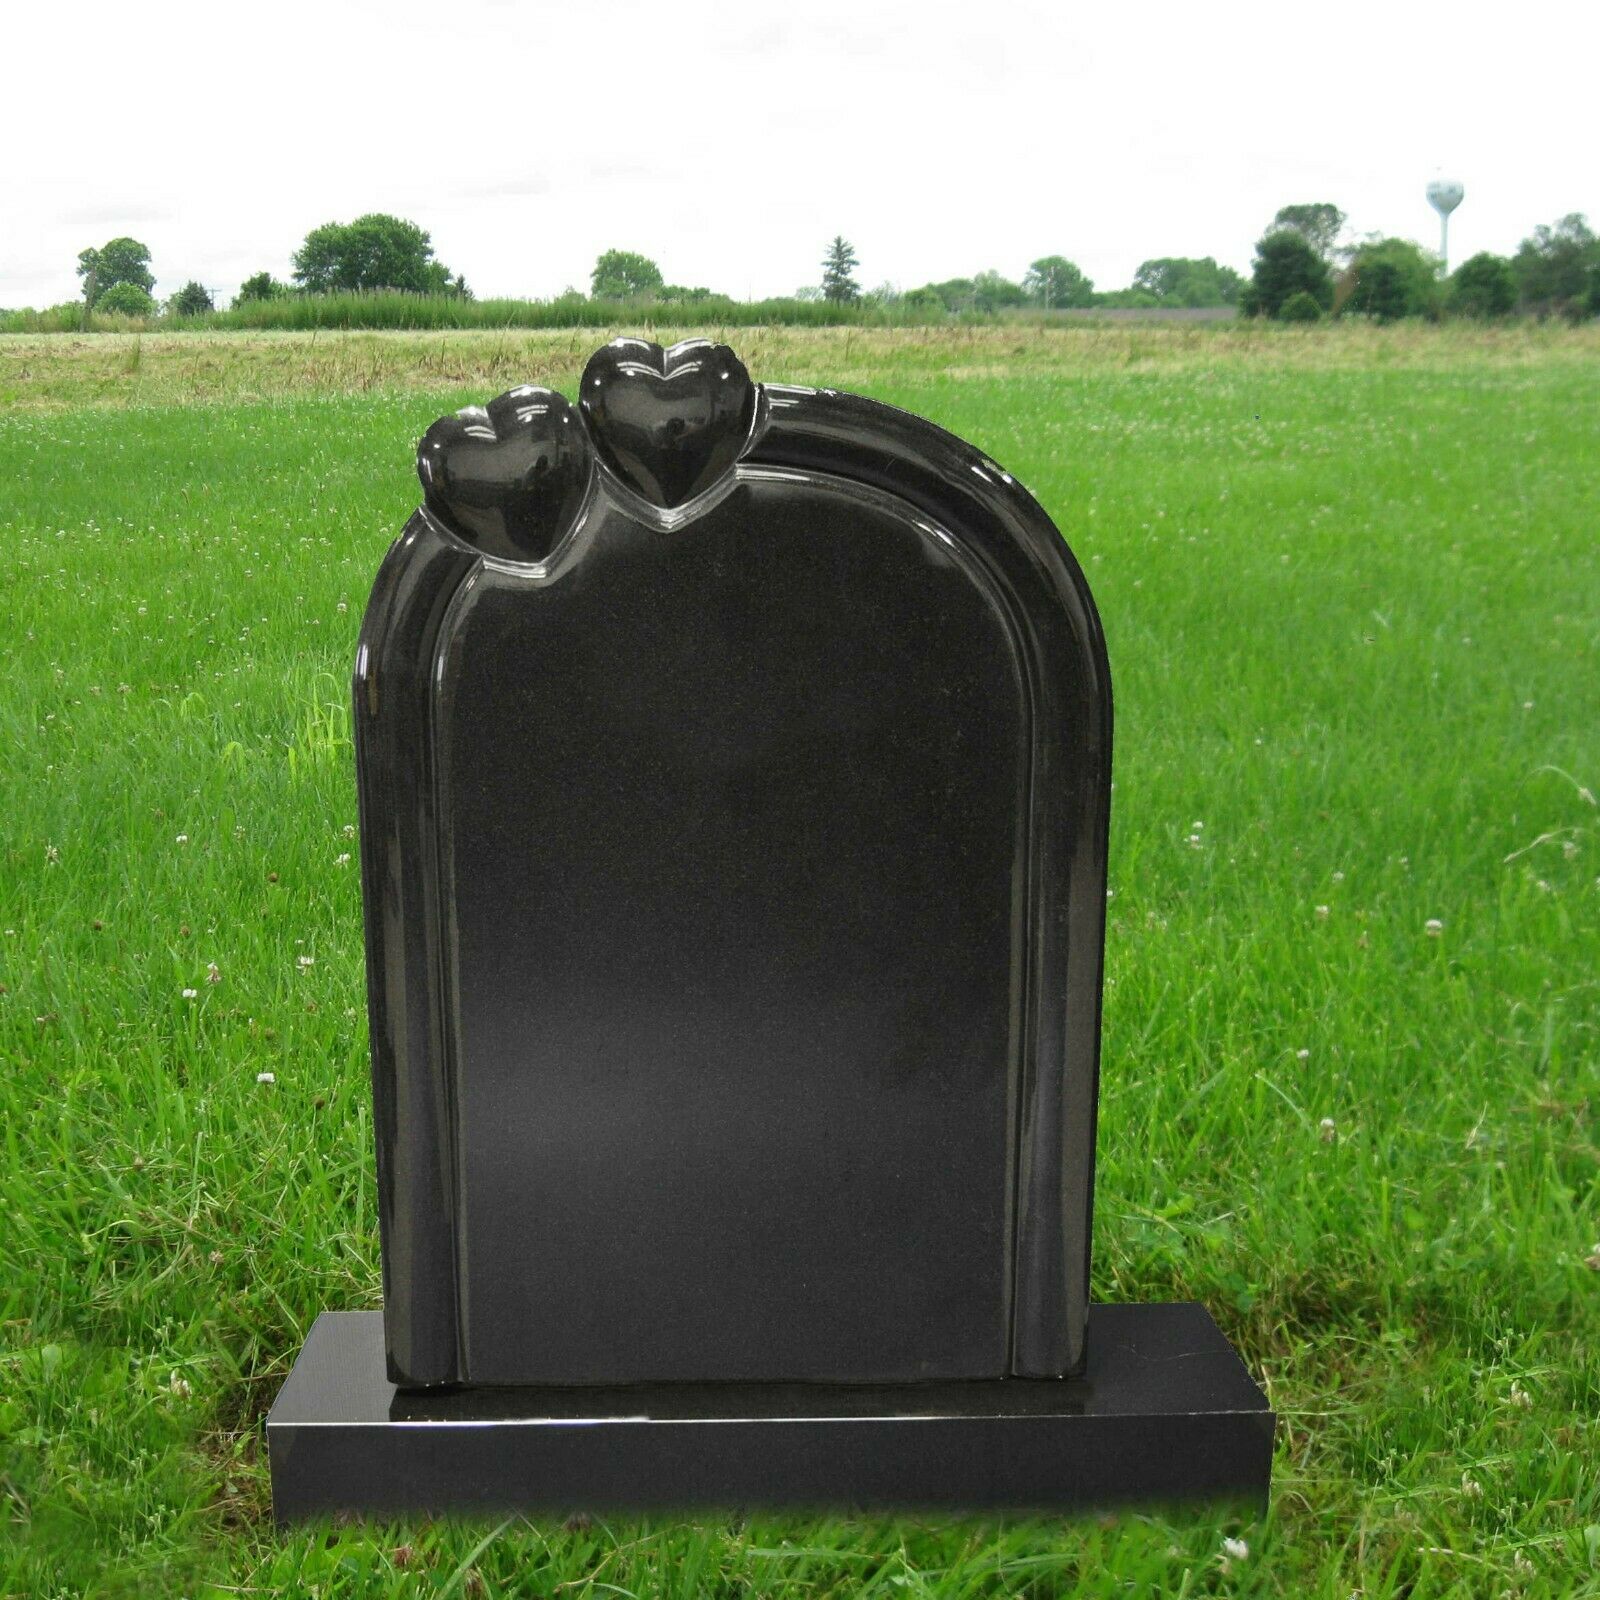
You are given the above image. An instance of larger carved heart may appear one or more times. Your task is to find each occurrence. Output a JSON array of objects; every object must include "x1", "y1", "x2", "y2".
[
  {"x1": 579, "y1": 338, "x2": 758, "y2": 509},
  {"x1": 417, "y1": 386, "x2": 592, "y2": 562}
]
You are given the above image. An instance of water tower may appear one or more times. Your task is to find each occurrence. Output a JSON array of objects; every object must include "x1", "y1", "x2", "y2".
[{"x1": 1427, "y1": 177, "x2": 1465, "y2": 273}]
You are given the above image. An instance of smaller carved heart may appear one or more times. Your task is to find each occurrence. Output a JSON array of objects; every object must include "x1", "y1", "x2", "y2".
[
  {"x1": 579, "y1": 338, "x2": 758, "y2": 509},
  {"x1": 417, "y1": 386, "x2": 592, "y2": 562}
]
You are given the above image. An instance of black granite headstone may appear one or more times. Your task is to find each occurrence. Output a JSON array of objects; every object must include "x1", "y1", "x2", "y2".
[{"x1": 268, "y1": 337, "x2": 1272, "y2": 1520}]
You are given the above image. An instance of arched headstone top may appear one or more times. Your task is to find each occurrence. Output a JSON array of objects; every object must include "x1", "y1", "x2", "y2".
[{"x1": 357, "y1": 337, "x2": 1113, "y2": 1390}]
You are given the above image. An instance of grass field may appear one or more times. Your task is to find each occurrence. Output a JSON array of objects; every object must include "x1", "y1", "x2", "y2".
[{"x1": 1, "y1": 325, "x2": 1597, "y2": 1597}]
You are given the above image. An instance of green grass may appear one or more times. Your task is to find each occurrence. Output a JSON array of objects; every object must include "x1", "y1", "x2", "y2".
[{"x1": 1, "y1": 325, "x2": 1597, "y2": 1597}]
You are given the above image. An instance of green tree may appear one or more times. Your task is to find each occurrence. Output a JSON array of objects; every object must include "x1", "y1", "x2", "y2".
[
  {"x1": 1278, "y1": 290, "x2": 1323, "y2": 322},
  {"x1": 900, "y1": 286, "x2": 945, "y2": 316},
  {"x1": 590, "y1": 250, "x2": 663, "y2": 299},
  {"x1": 923, "y1": 277, "x2": 976, "y2": 312},
  {"x1": 95, "y1": 282, "x2": 156, "y2": 317},
  {"x1": 292, "y1": 214, "x2": 456, "y2": 294},
  {"x1": 971, "y1": 270, "x2": 1026, "y2": 311},
  {"x1": 1511, "y1": 214, "x2": 1598, "y2": 315},
  {"x1": 168, "y1": 281, "x2": 214, "y2": 316},
  {"x1": 821, "y1": 236, "x2": 860, "y2": 304},
  {"x1": 76, "y1": 237, "x2": 154, "y2": 308},
  {"x1": 1023, "y1": 255, "x2": 1093, "y2": 308},
  {"x1": 234, "y1": 272, "x2": 288, "y2": 305},
  {"x1": 1240, "y1": 230, "x2": 1334, "y2": 319},
  {"x1": 1340, "y1": 238, "x2": 1437, "y2": 322},
  {"x1": 1271, "y1": 203, "x2": 1345, "y2": 260},
  {"x1": 1131, "y1": 256, "x2": 1243, "y2": 307},
  {"x1": 1449, "y1": 253, "x2": 1516, "y2": 319}
]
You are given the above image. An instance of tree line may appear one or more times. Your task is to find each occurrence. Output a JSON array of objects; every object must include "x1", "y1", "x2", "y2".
[
  {"x1": 1239, "y1": 204, "x2": 1600, "y2": 322},
  {"x1": 31, "y1": 205, "x2": 1600, "y2": 328}
]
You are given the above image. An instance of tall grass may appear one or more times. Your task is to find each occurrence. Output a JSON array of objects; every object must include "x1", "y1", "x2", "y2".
[
  {"x1": 207, "y1": 290, "x2": 888, "y2": 331},
  {"x1": 4, "y1": 290, "x2": 964, "y2": 335}
]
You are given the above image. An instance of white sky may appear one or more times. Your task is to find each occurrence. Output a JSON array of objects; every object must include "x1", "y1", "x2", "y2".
[{"x1": 2, "y1": 0, "x2": 1596, "y2": 310}]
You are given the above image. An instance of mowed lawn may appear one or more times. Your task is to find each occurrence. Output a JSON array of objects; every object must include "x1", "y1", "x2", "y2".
[{"x1": 1, "y1": 326, "x2": 1597, "y2": 1597}]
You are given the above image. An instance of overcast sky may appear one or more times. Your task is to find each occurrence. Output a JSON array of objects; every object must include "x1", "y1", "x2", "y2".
[{"x1": 3, "y1": 0, "x2": 1596, "y2": 310}]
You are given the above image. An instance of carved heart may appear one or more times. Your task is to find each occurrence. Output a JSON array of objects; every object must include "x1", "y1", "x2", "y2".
[
  {"x1": 417, "y1": 386, "x2": 592, "y2": 562},
  {"x1": 579, "y1": 337, "x2": 758, "y2": 509}
]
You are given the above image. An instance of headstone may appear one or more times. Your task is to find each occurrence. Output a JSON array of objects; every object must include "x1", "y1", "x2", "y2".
[{"x1": 268, "y1": 337, "x2": 1272, "y2": 1521}]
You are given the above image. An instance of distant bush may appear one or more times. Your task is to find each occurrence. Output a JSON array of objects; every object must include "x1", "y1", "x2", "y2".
[
  {"x1": 234, "y1": 272, "x2": 289, "y2": 305},
  {"x1": 591, "y1": 250, "x2": 663, "y2": 300},
  {"x1": 1339, "y1": 238, "x2": 1439, "y2": 323},
  {"x1": 96, "y1": 283, "x2": 157, "y2": 317},
  {"x1": 293, "y1": 213, "x2": 462, "y2": 296},
  {"x1": 1271, "y1": 203, "x2": 1346, "y2": 262},
  {"x1": 0, "y1": 303, "x2": 89, "y2": 333},
  {"x1": 77, "y1": 237, "x2": 154, "y2": 308},
  {"x1": 971, "y1": 271, "x2": 1027, "y2": 311},
  {"x1": 1512, "y1": 213, "x2": 1598, "y2": 317},
  {"x1": 1240, "y1": 231, "x2": 1334, "y2": 319},
  {"x1": 1022, "y1": 256, "x2": 1095, "y2": 309},
  {"x1": 1278, "y1": 290, "x2": 1324, "y2": 323},
  {"x1": 168, "y1": 281, "x2": 214, "y2": 317},
  {"x1": 1449, "y1": 253, "x2": 1517, "y2": 319},
  {"x1": 1130, "y1": 256, "x2": 1244, "y2": 307}
]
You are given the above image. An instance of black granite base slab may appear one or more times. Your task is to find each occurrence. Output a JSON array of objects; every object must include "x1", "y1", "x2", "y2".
[{"x1": 267, "y1": 1304, "x2": 1273, "y2": 1524}]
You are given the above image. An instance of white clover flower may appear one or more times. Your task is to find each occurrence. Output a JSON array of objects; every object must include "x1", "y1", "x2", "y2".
[
  {"x1": 1221, "y1": 1537, "x2": 1248, "y2": 1561},
  {"x1": 1425, "y1": 918, "x2": 1443, "y2": 937},
  {"x1": 1319, "y1": 1117, "x2": 1337, "y2": 1143},
  {"x1": 335, "y1": 853, "x2": 351, "y2": 867},
  {"x1": 257, "y1": 1071, "x2": 276, "y2": 1084},
  {"x1": 297, "y1": 955, "x2": 315, "y2": 968},
  {"x1": 205, "y1": 963, "x2": 221, "y2": 985},
  {"x1": 1315, "y1": 905, "x2": 1330, "y2": 920},
  {"x1": 1296, "y1": 1048, "x2": 1310, "y2": 1061},
  {"x1": 181, "y1": 988, "x2": 198, "y2": 999},
  {"x1": 175, "y1": 833, "x2": 189, "y2": 845}
]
